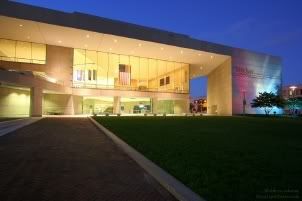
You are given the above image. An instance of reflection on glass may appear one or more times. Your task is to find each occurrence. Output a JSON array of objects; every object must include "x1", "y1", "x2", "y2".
[
  {"x1": 0, "y1": 39, "x2": 46, "y2": 64},
  {"x1": 73, "y1": 49, "x2": 189, "y2": 93}
]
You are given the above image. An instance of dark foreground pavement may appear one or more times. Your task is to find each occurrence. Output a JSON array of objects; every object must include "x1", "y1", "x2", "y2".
[{"x1": 0, "y1": 118, "x2": 177, "y2": 201}]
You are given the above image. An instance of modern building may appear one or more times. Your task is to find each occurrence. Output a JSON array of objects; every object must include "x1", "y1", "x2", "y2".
[
  {"x1": 282, "y1": 84, "x2": 302, "y2": 115},
  {"x1": 282, "y1": 84, "x2": 302, "y2": 99},
  {"x1": 0, "y1": 1, "x2": 282, "y2": 117}
]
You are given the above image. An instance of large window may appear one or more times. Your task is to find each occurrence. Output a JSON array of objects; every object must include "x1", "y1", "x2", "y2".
[
  {"x1": 0, "y1": 39, "x2": 46, "y2": 64},
  {"x1": 73, "y1": 48, "x2": 189, "y2": 93}
]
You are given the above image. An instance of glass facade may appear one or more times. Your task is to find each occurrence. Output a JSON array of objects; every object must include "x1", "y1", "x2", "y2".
[
  {"x1": 83, "y1": 97, "x2": 114, "y2": 114},
  {"x1": 81, "y1": 96, "x2": 187, "y2": 115},
  {"x1": 0, "y1": 39, "x2": 46, "y2": 64},
  {"x1": 121, "y1": 97, "x2": 151, "y2": 114},
  {"x1": 73, "y1": 49, "x2": 189, "y2": 93}
]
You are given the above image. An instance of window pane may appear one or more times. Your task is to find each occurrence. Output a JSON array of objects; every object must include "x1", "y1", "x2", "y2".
[
  {"x1": 86, "y1": 50, "x2": 97, "y2": 65},
  {"x1": 158, "y1": 60, "x2": 166, "y2": 91},
  {"x1": 0, "y1": 39, "x2": 15, "y2": 61},
  {"x1": 174, "y1": 63, "x2": 182, "y2": 92},
  {"x1": 108, "y1": 54, "x2": 119, "y2": 88},
  {"x1": 166, "y1": 62, "x2": 174, "y2": 91},
  {"x1": 32, "y1": 43, "x2": 46, "y2": 64},
  {"x1": 97, "y1": 52, "x2": 108, "y2": 87},
  {"x1": 119, "y1": 55, "x2": 129, "y2": 65},
  {"x1": 139, "y1": 57, "x2": 148, "y2": 90},
  {"x1": 16, "y1": 41, "x2": 31, "y2": 63},
  {"x1": 148, "y1": 59, "x2": 157, "y2": 91},
  {"x1": 74, "y1": 49, "x2": 86, "y2": 65},
  {"x1": 130, "y1": 56, "x2": 139, "y2": 89},
  {"x1": 183, "y1": 64, "x2": 189, "y2": 92}
]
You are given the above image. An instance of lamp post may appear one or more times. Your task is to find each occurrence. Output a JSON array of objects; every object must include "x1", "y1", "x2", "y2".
[
  {"x1": 289, "y1": 86, "x2": 297, "y2": 115},
  {"x1": 242, "y1": 90, "x2": 246, "y2": 115},
  {"x1": 289, "y1": 86, "x2": 297, "y2": 97}
]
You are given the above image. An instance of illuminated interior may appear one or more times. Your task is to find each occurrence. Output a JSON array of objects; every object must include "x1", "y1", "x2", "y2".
[
  {"x1": 0, "y1": 38, "x2": 46, "y2": 64},
  {"x1": 0, "y1": 85, "x2": 30, "y2": 117},
  {"x1": 73, "y1": 49, "x2": 189, "y2": 93}
]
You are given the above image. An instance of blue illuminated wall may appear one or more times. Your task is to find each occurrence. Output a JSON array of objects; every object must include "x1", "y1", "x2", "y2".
[{"x1": 231, "y1": 49, "x2": 282, "y2": 114}]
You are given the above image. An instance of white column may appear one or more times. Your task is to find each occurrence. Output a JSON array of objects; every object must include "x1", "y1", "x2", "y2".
[
  {"x1": 152, "y1": 98, "x2": 158, "y2": 114},
  {"x1": 113, "y1": 96, "x2": 121, "y2": 114},
  {"x1": 30, "y1": 87, "x2": 43, "y2": 117},
  {"x1": 64, "y1": 95, "x2": 74, "y2": 115}
]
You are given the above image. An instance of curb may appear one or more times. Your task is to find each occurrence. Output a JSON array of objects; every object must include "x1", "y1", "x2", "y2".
[
  {"x1": 0, "y1": 117, "x2": 43, "y2": 137},
  {"x1": 89, "y1": 116, "x2": 206, "y2": 201}
]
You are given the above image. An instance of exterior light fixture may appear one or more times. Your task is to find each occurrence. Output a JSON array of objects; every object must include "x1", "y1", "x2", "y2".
[
  {"x1": 114, "y1": 39, "x2": 118, "y2": 43},
  {"x1": 289, "y1": 86, "x2": 297, "y2": 90},
  {"x1": 160, "y1": 47, "x2": 164, "y2": 51},
  {"x1": 180, "y1": 50, "x2": 183, "y2": 54},
  {"x1": 58, "y1": 40, "x2": 62, "y2": 43},
  {"x1": 198, "y1": 53, "x2": 201, "y2": 56},
  {"x1": 86, "y1": 34, "x2": 90, "y2": 38},
  {"x1": 19, "y1": 24, "x2": 23, "y2": 27},
  {"x1": 211, "y1": 55, "x2": 214, "y2": 59},
  {"x1": 138, "y1": 43, "x2": 142, "y2": 47}
]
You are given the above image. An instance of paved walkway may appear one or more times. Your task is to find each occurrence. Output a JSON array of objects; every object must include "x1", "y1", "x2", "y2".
[{"x1": 0, "y1": 118, "x2": 176, "y2": 201}]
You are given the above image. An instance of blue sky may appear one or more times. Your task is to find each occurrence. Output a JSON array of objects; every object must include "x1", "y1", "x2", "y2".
[{"x1": 14, "y1": 0, "x2": 302, "y2": 97}]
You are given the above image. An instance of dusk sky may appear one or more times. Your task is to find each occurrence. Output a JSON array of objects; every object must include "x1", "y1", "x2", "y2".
[{"x1": 14, "y1": 0, "x2": 302, "y2": 97}]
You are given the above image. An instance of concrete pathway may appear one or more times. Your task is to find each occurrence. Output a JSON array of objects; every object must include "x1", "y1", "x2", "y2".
[
  {"x1": 0, "y1": 118, "x2": 176, "y2": 201},
  {"x1": 0, "y1": 118, "x2": 42, "y2": 137}
]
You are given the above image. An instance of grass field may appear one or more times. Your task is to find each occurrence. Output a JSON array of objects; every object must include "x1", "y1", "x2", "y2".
[{"x1": 93, "y1": 116, "x2": 302, "y2": 201}]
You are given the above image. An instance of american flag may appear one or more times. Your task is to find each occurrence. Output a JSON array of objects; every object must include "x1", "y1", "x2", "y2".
[{"x1": 119, "y1": 72, "x2": 130, "y2": 85}]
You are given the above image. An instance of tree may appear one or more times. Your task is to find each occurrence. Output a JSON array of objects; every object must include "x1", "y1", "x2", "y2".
[
  {"x1": 251, "y1": 92, "x2": 285, "y2": 115},
  {"x1": 286, "y1": 97, "x2": 302, "y2": 115}
]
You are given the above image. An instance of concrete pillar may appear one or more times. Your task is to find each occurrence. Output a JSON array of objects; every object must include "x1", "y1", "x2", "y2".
[
  {"x1": 30, "y1": 87, "x2": 43, "y2": 117},
  {"x1": 184, "y1": 98, "x2": 190, "y2": 113},
  {"x1": 113, "y1": 96, "x2": 121, "y2": 114},
  {"x1": 152, "y1": 98, "x2": 158, "y2": 114},
  {"x1": 64, "y1": 95, "x2": 74, "y2": 115},
  {"x1": 207, "y1": 58, "x2": 232, "y2": 115}
]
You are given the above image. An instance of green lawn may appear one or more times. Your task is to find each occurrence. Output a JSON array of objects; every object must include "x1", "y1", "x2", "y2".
[{"x1": 93, "y1": 116, "x2": 302, "y2": 201}]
